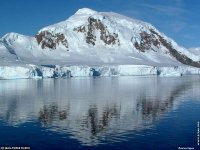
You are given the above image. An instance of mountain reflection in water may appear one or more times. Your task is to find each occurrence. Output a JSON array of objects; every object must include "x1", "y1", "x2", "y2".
[{"x1": 0, "y1": 76, "x2": 199, "y2": 146}]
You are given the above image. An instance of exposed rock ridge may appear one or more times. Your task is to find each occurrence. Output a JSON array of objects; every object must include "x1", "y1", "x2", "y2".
[
  {"x1": 149, "y1": 29, "x2": 200, "y2": 68},
  {"x1": 74, "y1": 17, "x2": 120, "y2": 46},
  {"x1": 35, "y1": 31, "x2": 68, "y2": 49}
]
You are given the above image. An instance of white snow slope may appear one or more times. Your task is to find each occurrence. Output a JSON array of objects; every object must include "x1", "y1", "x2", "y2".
[
  {"x1": 189, "y1": 47, "x2": 200, "y2": 61},
  {"x1": 0, "y1": 8, "x2": 200, "y2": 79}
]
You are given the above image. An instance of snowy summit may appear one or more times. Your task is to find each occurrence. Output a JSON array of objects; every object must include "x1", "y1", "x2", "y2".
[{"x1": 75, "y1": 8, "x2": 97, "y2": 15}]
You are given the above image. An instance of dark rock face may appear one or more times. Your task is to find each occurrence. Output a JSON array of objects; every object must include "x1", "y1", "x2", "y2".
[
  {"x1": 133, "y1": 28, "x2": 200, "y2": 68},
  {"x1": 150, "y1": 29, "x2": 200, "y2": 68},
  {"x1": 74, "y1": 17, "x2": 120, "y2": 46},
  {"x1": 134, "y1": 31, "x2": 160, "y2": 52},
  {"x1": 35, "y1": 31, "x2": 68, "y2": 49}
]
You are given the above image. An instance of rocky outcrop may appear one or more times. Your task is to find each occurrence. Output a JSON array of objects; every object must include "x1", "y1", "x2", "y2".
[
  {"x1": 134, "y1": 31, "x2": 160, "y2": 52},
  {"x1": 149, "y1": 29, "x2": 200, "y2": 68},
  {"x1": 132, "y1": 28, "x2": 200, "y2": 68},
  {"x1": 35, "y1": 31, "x2": 68, "y2": 49},
  {"x1": 74, "y1": 17, "x2": 120, "y2": 46}
]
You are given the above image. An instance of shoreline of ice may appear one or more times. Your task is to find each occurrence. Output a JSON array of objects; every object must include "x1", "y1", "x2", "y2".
[{"x1": 0, "y1": 64, "x2": 200, "y2": 79}]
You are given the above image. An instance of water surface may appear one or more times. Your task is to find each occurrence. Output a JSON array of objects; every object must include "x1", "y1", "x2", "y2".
[{"x1": 0, "y1": 76, "x2": 200, "y2": 150}]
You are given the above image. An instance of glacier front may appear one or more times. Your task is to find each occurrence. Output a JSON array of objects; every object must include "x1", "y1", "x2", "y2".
[{"x1": 0, "y1": 64, "x2": 200, "y2": 79}]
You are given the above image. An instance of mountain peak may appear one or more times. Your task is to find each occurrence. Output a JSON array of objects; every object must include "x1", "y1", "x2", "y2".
[
  {"x1": 1, "y1": 8, "x2": 200, "y2": 69},
  {"x1": 75, "y1": 8, "x2": 97, "y2": 15}
]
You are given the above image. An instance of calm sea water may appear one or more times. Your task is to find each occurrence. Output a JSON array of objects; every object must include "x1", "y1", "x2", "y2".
[{"x1": 0, "y1": 76, "x2": 200, "y2": 150}]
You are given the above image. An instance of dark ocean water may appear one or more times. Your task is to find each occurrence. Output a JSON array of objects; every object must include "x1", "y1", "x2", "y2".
[{"x1": 0, "y1": 76, "x2": 199, "y2": 150}]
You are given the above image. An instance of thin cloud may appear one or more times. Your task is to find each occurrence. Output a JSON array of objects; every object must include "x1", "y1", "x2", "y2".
[
  {"x1": 141, "y1": 4, "x2": 189, "y2": 16},
  {"x1": 174, "y1": 0, "x2": 185, "y2": 7},
  {"x1": 121, "y1": 9, "x2": 143, "y2": 19},
  {"x1": 169, "y1": 21, "x2": 187, "y2": 32},
  {"x1": 181, "y1": 34, "x2": 195, "y2": 40}
]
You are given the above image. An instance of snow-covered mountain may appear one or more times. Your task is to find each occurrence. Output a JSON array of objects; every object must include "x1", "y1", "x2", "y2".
[
  {"x1": 0, "y1": 8, "x2": 200, "y2": 79},
  {"x1": 189, "y1": 47, "x2": 200, "y2": 60}
]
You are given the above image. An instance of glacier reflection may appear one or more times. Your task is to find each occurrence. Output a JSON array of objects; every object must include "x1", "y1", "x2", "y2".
[{"x1": 0, "y1": 76, "x2": 199, "y2": 145}]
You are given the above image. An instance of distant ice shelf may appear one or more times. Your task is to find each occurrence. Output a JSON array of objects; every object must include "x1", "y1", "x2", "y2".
[{"x1": 0, "y1": 64, "x2": 200, "y2": 79}]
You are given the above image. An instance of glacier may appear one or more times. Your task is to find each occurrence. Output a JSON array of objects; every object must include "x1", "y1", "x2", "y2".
[{"x1": 0, "y1": 64, "x2": 200, "y2": 79}]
